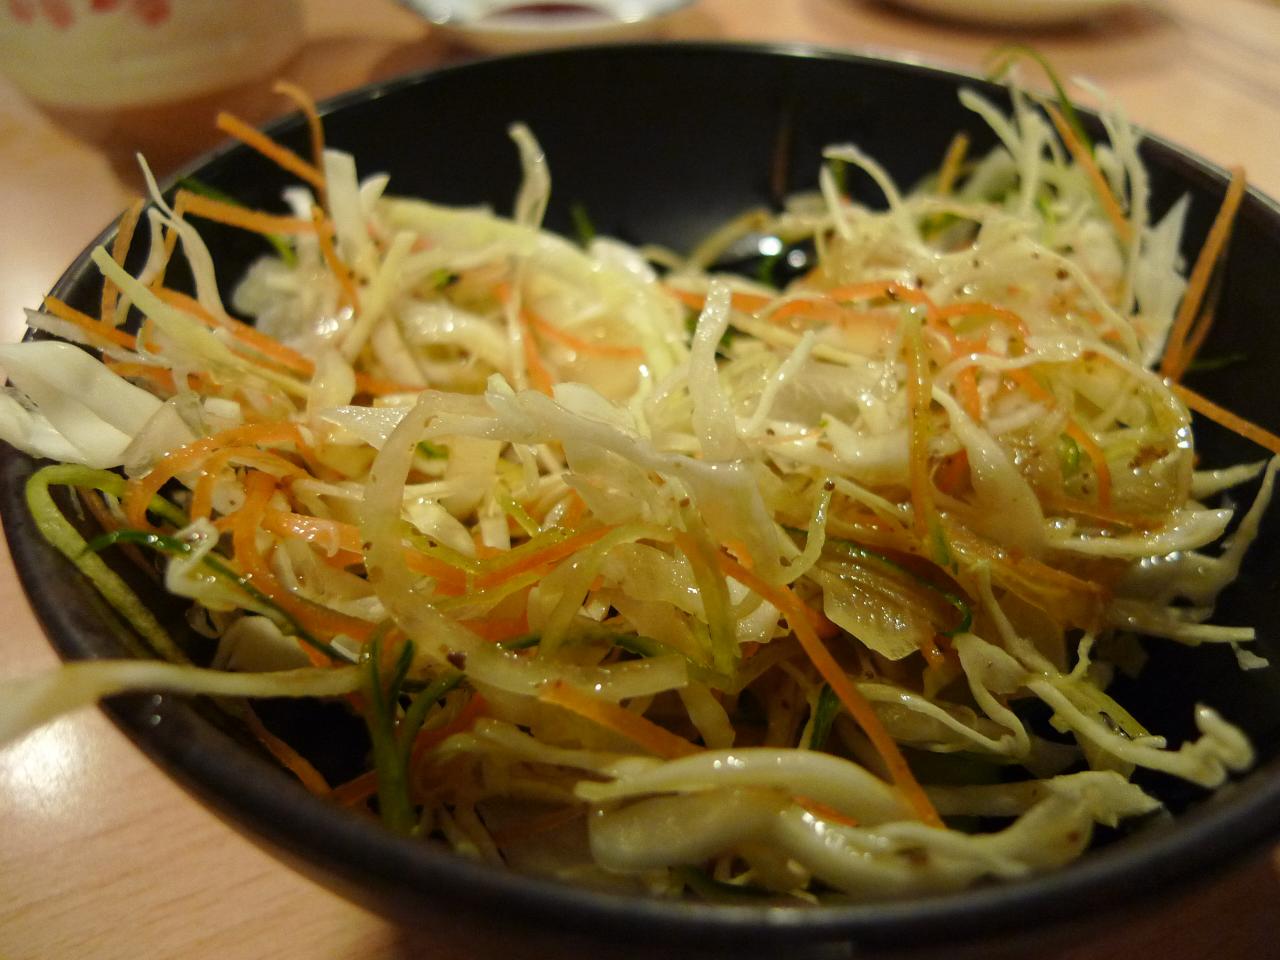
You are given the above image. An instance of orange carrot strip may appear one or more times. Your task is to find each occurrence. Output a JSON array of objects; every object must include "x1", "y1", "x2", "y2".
[
  {"x1": 1172, "y1": 383, "x2": 1280, "y2": 456},
  {"x1": 476, "y1": 526, "x2": 614, "y2": 590},
  {"x1": 539, "y1": 681, "x2": 700, "y2": 759},
  {"x1": 1160, "y1": 168, "x2": 1247, "y2": 381},
  {"x1": 177, "y1": 189, "x2": 317, "y2": 236},
  {"x1": 671, "y1": 281, "x2": 936, "y2": 319},
  {"x1": 827, "y1": 281, "x2": 938, "y2": 312},
  {"x1": 104, "y1": 361, "x2": 182, "y2": 394},
  {"x1": 795, "y1": 796, "x2": 860, "y2": 828},
  {"x1": 458, "y1": 614, "x2": 530, "y2": 643},
  {"x1": 525, "y1": 311, "x2": 644, "y2": 359},
  {"x1": 1006, "y1": 367, "x2": 1053, "y2": 404},
  {"x1": 331, "y1": 770, "x2": 377, "y2": 806},
  {"x1": 560, "y1": 491, "x2": 588, "y2": 528},
  {"x1": 152, "y1": 286, "x2": 410, "y2": 396},
  {"x1": 1064, "y1": 421, "x2": 1112, "y2": 510},
  {"x1": 410, "y1": 693, "x2": 489, "y2": 760},
  {"x1": 935, "y1": 450, "x2": 970, "y2": 497},
  {"x1": 150, "y1": 192, "x2": 189, "y2": 292},
  {"x1": 953, "y1": 367, "x2": 983, "y2": 421},
  {"x1": 1044, "y1": 103, "x2": 1133, "y2": 243},
  {"x1": 100, "y1": 198, "x2": 146, "y2": 326},
  {"x1": 188, "y1": 448, "x2": 240, "y2": 521},
  {"x1": 665, "y1": 285, "x2": 771, "y2": 315},
  {"x1": 520, "y1": 314, "x2": 556, "y2": 394},
  {"x1": 231, "y1": 471, "x2": 372, "y2": 648},
  {"x1": 272, "y1": 81, "x2": 326, "y2": 192},
  {"x1": 310, "y1": 206, "x2": 362, "y2": 314},
  {"x1": 43, "y1": 296, "x2": 138, "y2": 351},
  {"x1": 153, "y1": 287, "x2": 309, "y2": 375},
  {"x1": 715, "y1": 552, "x2": 941, "y2": 827},
  {"x1": 338, "y1": 693, "x2": 492, "y2": 805},
  {"x1": 215, "y1": 111, "x2": 326, "y2": 192},
  {"x1": 259, "y1": 509, "x2": 468, "y2": 594},
  {"x1": 243, "y1": 705, "x2": 331, "y2": 795},
  {"x1": 124, "y1": 421, "x2": 312, "y2": 529}
]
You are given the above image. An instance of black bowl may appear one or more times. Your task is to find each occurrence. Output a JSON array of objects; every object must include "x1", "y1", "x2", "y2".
[{"x1": 4, "y1": 43, "x2": 1280, "y2": 959}]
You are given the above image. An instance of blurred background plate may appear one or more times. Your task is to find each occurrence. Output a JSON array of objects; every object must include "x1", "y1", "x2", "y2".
[
  {"x1": 397, "y1": 0, "x2": 694, "y2": 52},
  {"x1": 883, "y1": 0, "x2": 1138, "y2": 27}
]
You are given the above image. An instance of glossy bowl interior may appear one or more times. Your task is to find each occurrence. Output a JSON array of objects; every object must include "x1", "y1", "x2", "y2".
[{"x1": 4, "y1": 43, "x2": 1280, "y2": 958}]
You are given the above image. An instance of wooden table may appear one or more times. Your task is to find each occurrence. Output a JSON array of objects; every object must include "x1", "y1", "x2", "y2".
[{"x1": 1, "y1": 1, "x2": 1278, "y2": 957}]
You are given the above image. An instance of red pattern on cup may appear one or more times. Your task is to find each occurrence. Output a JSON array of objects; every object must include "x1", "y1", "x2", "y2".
[
  {"x1": 7, "y1": 0, "x2": 171, "y2": 26},
  {"x1": 8, "y1": 0, "x2": 37, "y2": 23},
  {"x1": 38, "y1": 0, "x2": 73, "y2": 28},
  {"x1": 132, "y1": 0, "x2": 169, "y2": 25}
]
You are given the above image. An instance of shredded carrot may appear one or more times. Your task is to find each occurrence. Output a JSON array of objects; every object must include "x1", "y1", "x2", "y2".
[
  {"x1": 1160, "y1": 167, "x2": 1247, "y2": 381},
  {"x1": 476, "y1": 526, "x2": 614, "y2": 590},
  {"x1": 272, "y1": 81, "x2": 326, "y2": 195},
  {"x1": 458, "y1": 615, "x2": 530, "y2": 643},
  {"x1": 332, "y1": 695, "x2": 491, "y2": 807},
  {"x1": 827, "y1": 280, "x2": 937, "y2": 312},
  {"x1": 539, "y1": 681, "x2": 700, "y2": 759},
  {"x1": 177, "y1": 189, "x2": 317, "y2": 237},
  {"x1": 935, "y1": 450, "x2": 971, "y2": 497},
  {"x1": 1005, "y1": 368, "x2": 1112, "y2": 508},
  {"x1": 124, "y1": 421, "x2": 312, "y2": 529},
  {"x1": 525, "y1": 311, "x2": 644, "y2": 359},
  {"x1": 519, "y1": 314, "x2": 556, "y2": 394},
  {"x1": 559, "y1": 491, "x2": 588, "y2": 528},
  {"x1": 665, "y1": 285, "x2": 769, "y2": 315},
  {"x1": 215, "y1": 110, "x2": 326, "y2": 193},
  {"x1": 311, "y1": 206, "x2": 363, "y2": 315},
  {"x1": 100, "y1": 198, "x2": 146, "y2": 326},
  {"x1": 259, "y1": 509, "x2": 469, "y2": 594},
  {"x1": 331, "y1": 770, "x2": 377, "y2": 806},
  {"x1": 714, "y1": 552, "x2": 941, "y2": 827},
  {"x1": 1006, "y1": 367, "x2": 1053, "y2": 405},
  {"x1": 151, "y1": 286, "x2": 411, "y2": 396},
  {"x1": 230, "y1": 470, "x2": 372, "y2": 650},
  {"x1": 1044, "y1": 103, "x2": 1133, "y2": 243},
  {"x1": 410, "y1": 693, "x2": 489, "y2": 760},
  {"x1": 153, "y1": 286, "x2": 308, "y2": 375},
  {"x1": 243, "y1": 705, "x2": 331, "y2": 795},
  {"x1": 795, "y1": 796, "x2": 860, "y2": 828},
  {"x1": 1064, "y1": 421, "x2": 1112, "y2": 509},
  {"x1": 667, "y1": 284, "x2": 899, "y2": 334},
  {"x1": 104, "y1": 361, "x2": 183, "y2": 393},
  {"x1": 149, "y1": 191, "x2": 188, "y2": 292},
  {"x1": 935, "y1": 131, "x2": 970, "y2": 197},
  {"x1": 42, "y1": 296, "x2": 138, "y2": 351},
  {"x1": 1172, "y1": 383, "x2": 1280, "y2": 456}
]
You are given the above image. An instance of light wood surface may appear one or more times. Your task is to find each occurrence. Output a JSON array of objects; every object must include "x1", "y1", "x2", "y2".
[{"x1": 1, "y1": 1, "x2": 1279, "y2": 958}]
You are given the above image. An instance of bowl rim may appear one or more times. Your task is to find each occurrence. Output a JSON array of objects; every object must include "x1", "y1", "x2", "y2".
[{"x1": 5, "y1": 39, "x2": 1280, "y2": 950}]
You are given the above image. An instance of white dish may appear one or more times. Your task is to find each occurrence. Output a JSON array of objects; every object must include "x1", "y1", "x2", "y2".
[
  {"x1": 883, "y1": 0, "x2": 1135, "y2": 27},
  {"x1": 399, "y1": 0, "x2": 694, "y2": 53}
]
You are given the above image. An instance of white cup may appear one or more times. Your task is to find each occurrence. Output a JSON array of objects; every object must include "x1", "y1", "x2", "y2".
[{"x1": 0, "y1": 0, "x2": 305, "y2": 110}]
